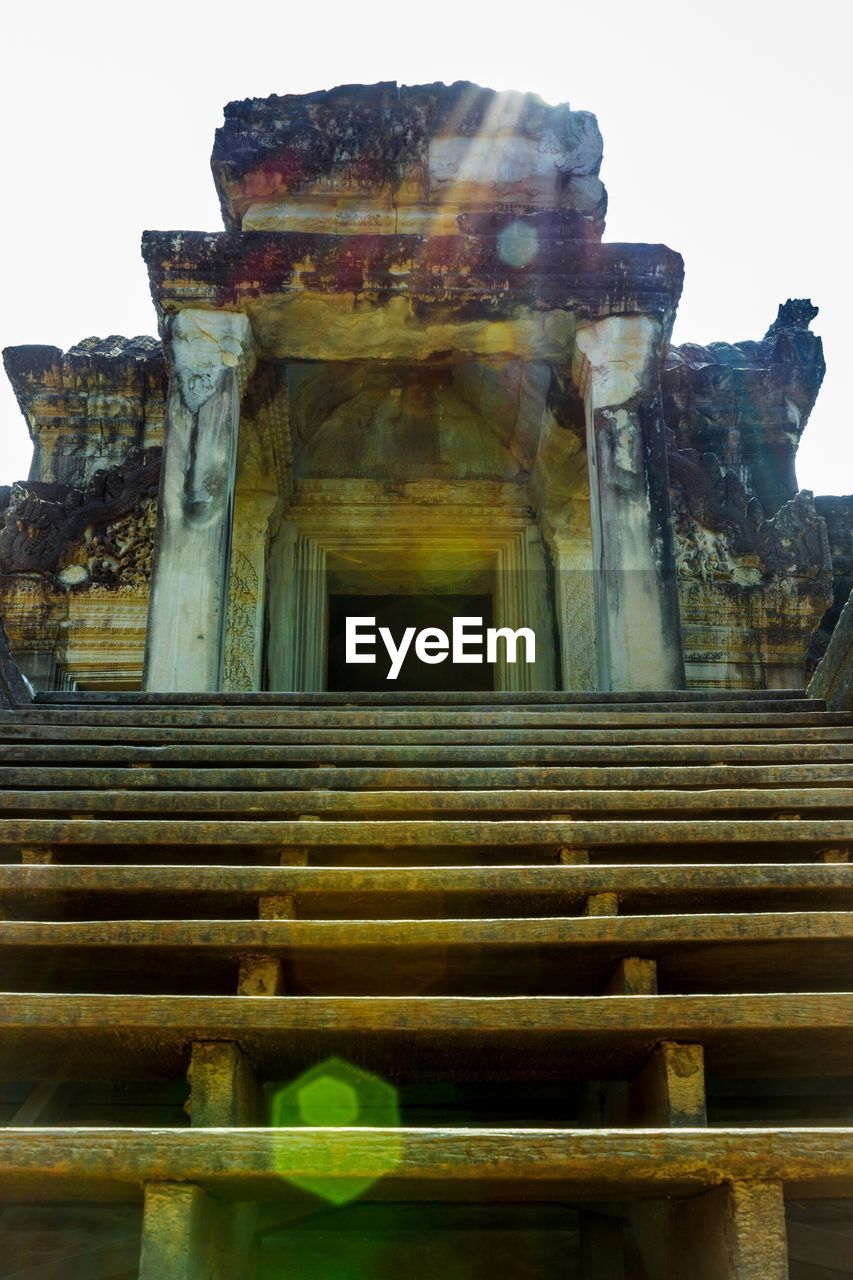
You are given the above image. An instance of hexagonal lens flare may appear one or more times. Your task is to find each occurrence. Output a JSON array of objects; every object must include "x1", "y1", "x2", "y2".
[{"x1": 268, "y1": 1057, "x2": 402, "y2": 1204}]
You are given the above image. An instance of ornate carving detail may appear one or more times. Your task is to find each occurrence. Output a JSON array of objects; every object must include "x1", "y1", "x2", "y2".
[
  {"x1": 0, "y1": 448, "x2": 161, "y2": 580},
  {"x1": 667, "y1": 438, "x2": 830, "y2": 581},
  {"x1": 764, "y1": 298, "x2": 819, "y2": 337},
  {"x1": 76, "y1": 497, "x2": 158, "y2": 590},
  {"x1": 223, "y1": 548, "x2": 260, "y2": 690}
]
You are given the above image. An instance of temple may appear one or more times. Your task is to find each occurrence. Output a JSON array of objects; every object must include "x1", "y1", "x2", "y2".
[
  {"x1": 0, "y1": 83, "x2": 851, "y2": 1280},
  {"x1": 1, "y1": 82, "x2": 847, "y2": 695}
]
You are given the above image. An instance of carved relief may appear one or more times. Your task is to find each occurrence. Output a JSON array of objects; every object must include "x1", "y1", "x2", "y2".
[
  {"x1": 667, "y1": 439, "x2": 830, "y2": 582},
  {"x1": 223, "y1": 548, "x2": 260, "y2": 691},
  {"x1": 74, "y1": 496, "x2": 158, "y2": 590},
  {"x1": 0, "y1": 447, "x2": 161, "y2": 585}
]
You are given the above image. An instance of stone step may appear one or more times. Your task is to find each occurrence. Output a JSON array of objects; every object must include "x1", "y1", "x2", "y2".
[
  {"x1": 2, "y1": 862, "x2": 848, "y2": 919},
  {"x1": 2, "y1": 786, "x2": 850, "y2": 819},
  {"x1": 2, "y1": 913, "x2": 849, "y2": 997},
  {"x1": 3, "y1": 723, "x2": 851, "y2": 747},
  {"x1": 1, "y1": 992, "x2": 850, "y2": 1080},
  {"x1": 0, "y1": 763, "x2": 845, "y2": 792},
  {"x1": 5, "y1": 742, "x2": 853, "y2": 767},
  {"x1": 0, "y1": 1127, "x2": 849, "y2": 1202},
  {"x1": 3, "y1": 706, "x2": 837, "y2": 729},
  {"x1": 33, "y1": 688, "x2": 813, "y2": 706},
  {"x1": 1, "y1": 816, "x2": 847, "y2": 853}
]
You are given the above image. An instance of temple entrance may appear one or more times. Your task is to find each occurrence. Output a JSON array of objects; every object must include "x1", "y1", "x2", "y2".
[
  {"x1": 262, "y1": 494, "x2": 562, "y2": 692},
  {"x1": 327, "y1": 594, "x2": 494, "y2": 691}
]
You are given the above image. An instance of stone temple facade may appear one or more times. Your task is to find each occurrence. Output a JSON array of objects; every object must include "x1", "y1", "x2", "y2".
[
  {"x1": 1, "y1": 79, "x2": 853, "y2": 1280},
  {"x1": 1, "y1": 81, "x2": 848, "y2": 696}
]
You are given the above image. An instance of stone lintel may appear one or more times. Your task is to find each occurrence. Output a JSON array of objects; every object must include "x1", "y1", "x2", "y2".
[
  {"x1": 141, "y1": 231, "x2": 684, "y2": 361},
  {"x1": 212, "y1": 83, "x2": 606, "y2": 232}
]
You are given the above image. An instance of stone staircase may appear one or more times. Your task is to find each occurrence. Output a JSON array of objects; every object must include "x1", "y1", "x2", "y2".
[{"x1": 0, "y1": 687, "x2": 851, "y2": 1279}]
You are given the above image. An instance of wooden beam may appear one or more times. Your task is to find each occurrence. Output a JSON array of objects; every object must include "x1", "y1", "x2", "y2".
[
  {"x1": 2, "y1": 743, "x2": 850, "y2": 768},
  {"x1": 0, "y1": 763, "x2": 845, "y2": 791},
  {"x1": 4, "y1": 786, "x2": 850, "y2": 816},
  {"x1": 1, "y1": 992, "x2": 849, "y2": 1080},
  {"x1": 0, "y1": 1129, "x2": 850, "y2": 1203},
  {"x1": 0, "y1": 863, "x2": 848, "y2": 916},
  {"x1": 1, "y1": 817, "x2": 849, "y2": 849},
  {"x1": 2, "y1": 722, "x2": 850, "y2": 747},
  {"x1": 3, "y1": 912, "x2": 846, "y2": 952}
]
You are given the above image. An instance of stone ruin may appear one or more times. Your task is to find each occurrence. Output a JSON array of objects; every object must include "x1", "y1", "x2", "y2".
[{"x1": 1, "y1": 82, "x2": 848, "y2": 693}]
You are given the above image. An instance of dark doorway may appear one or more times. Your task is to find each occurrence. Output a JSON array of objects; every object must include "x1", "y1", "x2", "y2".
[{"x1": 327, "y1": 594, "x2": 494, "y2": 692}]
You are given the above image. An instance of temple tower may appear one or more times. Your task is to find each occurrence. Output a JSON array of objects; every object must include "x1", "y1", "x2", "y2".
[{"x1": 3, "y1": 83, "x2": 837, "y2": 697}]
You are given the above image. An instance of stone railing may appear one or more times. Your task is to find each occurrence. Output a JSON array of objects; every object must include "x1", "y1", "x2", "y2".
[{"x1": 808, "y1": 589, "x2": 853, "y2": 710}]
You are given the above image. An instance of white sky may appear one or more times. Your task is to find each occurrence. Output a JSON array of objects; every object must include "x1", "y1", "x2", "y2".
[{"x1": 1, "y1": 0, "x2": 849, "y2": 495}]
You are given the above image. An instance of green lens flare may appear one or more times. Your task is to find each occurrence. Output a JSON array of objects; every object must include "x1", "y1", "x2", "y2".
[
  {"x1": 268, "y1": 1057, "x2": 402, "y2": 1205},
  {"x1": 298, "y1": 1077, "x2": 360, "y2": 1128}
]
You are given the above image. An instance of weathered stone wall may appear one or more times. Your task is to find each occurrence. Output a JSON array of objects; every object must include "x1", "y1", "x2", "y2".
[
  {"x1": 0, "y1": 335, "x2": 165, "y2": 688},
  {"x1": 1, "y1": 87, "x2": 844, "y2": 695},
  {"x1": 3, "y1": 336, "x2": 166, "y2": 487},
  {"x1": 665, "y1": 302, "x2": 835, "y2": 688},
  {"x1": 212, "y1": 82, "x2": 607, "y2": 237},
  {"x1": 808, "y1": 493, "x2": 853, "y2": 674},
  {"x1": 663, "y1": 300, "x2": 825, "y2": 516},
  {"x1": 809, "y1": 586, "x2": 853, "y2": 709}
]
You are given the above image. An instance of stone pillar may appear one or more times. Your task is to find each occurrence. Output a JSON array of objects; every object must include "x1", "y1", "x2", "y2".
[
  {"x1": 551, "y1": 528, "x2": 598, "y2": 691},
  {"x1": 186, "y1": 1041, "x2": 263, "y2": 1127},
  {"x1": 573, "y1": 316, "x2": 685, "y2": 691},
  {"x1": 674, "y1": 1181, "x2": 789, "y2": 1279},
  {"x1": 494, "y1": 526, "x2": 556, "y2": 691},
  {"x1": 268, "y1": 524, "x2": 328, "y2": 692},
  {"x1": 139, "y1": 1182, "x2": 249, "y2": 1280},
  {"x1": 144, "y1": 310, "x2": 257, "y2": 692},
  {"x1": 629, "y1": 1041, "x2": 707, "y2": 1127}
]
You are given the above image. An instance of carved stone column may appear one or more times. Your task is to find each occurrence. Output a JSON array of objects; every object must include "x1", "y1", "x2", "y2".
[
  {"x1": 143, "y1": 310, "x2": 257, "y2": 691},
  {"x1": 493, "y1": 525, "x2": 556, "y2": 691},
  {"x1": 573, "y1": 316, "x2": 685, "y2": 691},
  {"x1": 222, "y1": 494, "x2": 277, "y2": 691},
  {"x1": 551, "y1": 526, "x2": 598, "y2": 691}
]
